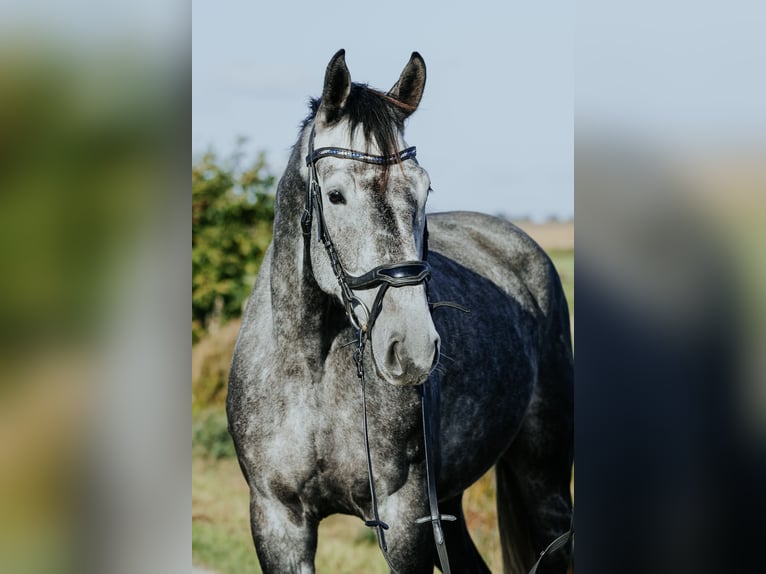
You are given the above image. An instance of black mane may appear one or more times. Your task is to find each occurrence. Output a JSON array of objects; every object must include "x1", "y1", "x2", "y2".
[{"x1": 302, "y1": 83, "x2": 408, "y2": 161}]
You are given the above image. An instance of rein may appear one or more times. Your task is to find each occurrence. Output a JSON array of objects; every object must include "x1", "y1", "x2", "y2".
[{"x1": 303, "y1": 125, "x2": 455, "y2": 573}]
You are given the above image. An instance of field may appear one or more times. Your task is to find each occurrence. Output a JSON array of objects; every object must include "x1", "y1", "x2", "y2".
[
  {"x1": 192, "y1": 221, "x2": 574, "y2": 573},
  {"x1": 193, "y1": 460, "x2": 517, "y2": 573}
]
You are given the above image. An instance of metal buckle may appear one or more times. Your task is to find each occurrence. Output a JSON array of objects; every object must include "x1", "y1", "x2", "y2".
[{"x1": 346, "y1": 295, "x2": 370, "y2": 333}]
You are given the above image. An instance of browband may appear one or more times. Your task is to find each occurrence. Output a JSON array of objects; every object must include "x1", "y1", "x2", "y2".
[{"x1": 307, "y1": 146, "x2": 417, "y2": 166}]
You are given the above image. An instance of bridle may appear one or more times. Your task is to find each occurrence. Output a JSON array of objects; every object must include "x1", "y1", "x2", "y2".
[
  {"x1": 301, "y1": 123, "x2": 457, "y2": 573},
  {"x1": 300, "y1": 123, "x2": 572, "y2": 573},
  {"x1": 301, "y1": 124, "x2": 431, "y2": 336}
]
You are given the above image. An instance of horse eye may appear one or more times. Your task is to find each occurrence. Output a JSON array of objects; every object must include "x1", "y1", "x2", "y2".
[{"x1": 328, "y1": 190, "x2": 346, "y2": 205}]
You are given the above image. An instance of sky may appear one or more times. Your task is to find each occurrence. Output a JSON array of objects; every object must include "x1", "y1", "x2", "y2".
[{"x1": 192, "y1": 1, "x2": 574, "y2": 221}]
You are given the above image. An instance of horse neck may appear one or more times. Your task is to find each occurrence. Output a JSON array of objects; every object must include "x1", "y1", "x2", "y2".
[{"x1": 269, "y1": 142, "x2": 341, "y2": 373}]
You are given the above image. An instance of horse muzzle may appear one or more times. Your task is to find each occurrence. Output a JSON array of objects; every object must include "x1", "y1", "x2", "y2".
[{"x1": 367, "y1": 283, "x2": 440, "y2": 387}]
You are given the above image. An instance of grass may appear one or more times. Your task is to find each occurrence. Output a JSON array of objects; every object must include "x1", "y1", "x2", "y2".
[
  {"x1": 193, "y1": 457, "x2": 262, "y2": 574},
  {"x1": 463, "y1": 471, "x2": 504, "y2": 571},
  {"x1": 192, "y1": 455, "x2": 503, "y2": 573},
  {"x1": 548, "y1": 248, "x2": 574, "y2": 317},
  {"x1": 192, "y1": 319, "x2": 241, "y2": 413}
]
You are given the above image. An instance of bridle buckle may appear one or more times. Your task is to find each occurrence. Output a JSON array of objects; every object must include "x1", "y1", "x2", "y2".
[
  {"x1": 346, "y1": 294, "x2": 370, "y2": 333},
  {"x1": 300, "y1": 208, "x2": 312, "y2": 236}
]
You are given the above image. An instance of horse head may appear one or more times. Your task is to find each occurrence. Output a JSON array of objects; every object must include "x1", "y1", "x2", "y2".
[{"x1": 303, "y1": 50, "x2": 439, "y2": 386}]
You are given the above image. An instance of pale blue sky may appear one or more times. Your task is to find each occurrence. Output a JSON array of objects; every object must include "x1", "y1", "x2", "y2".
[{"x1": 192, "y1": 1, "x2": 574, "y2": 220}]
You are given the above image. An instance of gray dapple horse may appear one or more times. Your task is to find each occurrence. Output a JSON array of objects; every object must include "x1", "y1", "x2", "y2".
[{"x1": 227, "y1": 50, "x2": 573, "y2": 573}]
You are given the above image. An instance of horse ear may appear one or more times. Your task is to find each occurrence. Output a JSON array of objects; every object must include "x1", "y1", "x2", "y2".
[
  {"x1": 387, "y1": 52, "x2": 427, "y2": 115},
  {"x1": 318, "y1": 49, "x2": 351, "y2": 125}
]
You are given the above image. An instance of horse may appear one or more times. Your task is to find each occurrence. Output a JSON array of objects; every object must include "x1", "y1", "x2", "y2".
[{"x1": 227, "y1": 49, "x2": 573, "y2": 574}]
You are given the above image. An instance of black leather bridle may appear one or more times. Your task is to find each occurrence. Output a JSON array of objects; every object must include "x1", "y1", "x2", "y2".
[
  {"x1": 300, "y1": 124, "x2": 572, "y2": 574},
  {"x1": 301, "y1": 125, "x2": 431, "y2": 335},
  {"x1": 301, "y1": 121, "x2": 575, "y2": 574},
  {"x1": 301, "y1": 124, "x2": 457, "y2": 573}
]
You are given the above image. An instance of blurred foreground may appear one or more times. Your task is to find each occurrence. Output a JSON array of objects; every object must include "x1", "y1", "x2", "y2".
[
  {"x1": 575, "y1": 2, "x2": 766, "y2": 570},
  {"x1": 0, "y1": 3, "x2": 190, "y2": 573},
  {"x1": 576, "y1": 140, "x2": 766, "y2": 572}
]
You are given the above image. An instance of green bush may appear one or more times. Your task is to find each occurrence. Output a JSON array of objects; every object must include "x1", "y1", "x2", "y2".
[
  {"x1": 192, "y1": 146, "x2": 275, "y2": 342},
  {"x1": 192, "y1": 407, "x2": 236, "y2": 459}
]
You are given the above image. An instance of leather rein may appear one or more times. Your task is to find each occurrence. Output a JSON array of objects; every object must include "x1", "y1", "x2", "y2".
[{"x1": 302, "y1": 125, "x2": 456, "y2": 573}]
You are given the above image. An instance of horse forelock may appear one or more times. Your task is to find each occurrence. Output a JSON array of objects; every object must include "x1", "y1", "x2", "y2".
[{"x1": 299, "y1": 83, "x2": 412, "y2": 185}]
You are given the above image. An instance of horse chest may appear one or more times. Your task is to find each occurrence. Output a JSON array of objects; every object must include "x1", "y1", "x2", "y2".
[
  {"x1": 250, "y1": 375, "x2": 419, "y2": 517},
  {"x1": 304, "y1": 368, "x2": 423, "y2": 512}
]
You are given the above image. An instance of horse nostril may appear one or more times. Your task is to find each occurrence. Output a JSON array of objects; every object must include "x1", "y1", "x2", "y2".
[
  {"x1": 378, "y1": 330, "x2": 438, "y2": 384},
  {"x1": 386, "y1": 340, "x2": 404, "y2": 376}
]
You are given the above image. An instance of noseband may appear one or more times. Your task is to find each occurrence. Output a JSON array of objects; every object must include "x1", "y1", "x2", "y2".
[{"x1": 301, "y1": 125, "x2": 431, "y2": 335}]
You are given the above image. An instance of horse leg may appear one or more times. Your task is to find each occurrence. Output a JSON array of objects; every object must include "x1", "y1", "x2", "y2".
[
  {"x1": 374, "y1": 477, "x2": 436, "y2": 574},
  {"x1": 248, "y1": 493, "x2": 318, "y2": 574},
  {"x1": 497, "y1": 366, "x2": 574, "y2": 574},
  {"x1": 432, "y1": 494, "x2": 491, "y2": 573}
]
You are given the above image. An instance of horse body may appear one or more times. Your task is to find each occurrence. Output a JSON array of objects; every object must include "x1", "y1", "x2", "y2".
[{"x1": 228, "y1": 51, "x2": 572, "y2": 573}]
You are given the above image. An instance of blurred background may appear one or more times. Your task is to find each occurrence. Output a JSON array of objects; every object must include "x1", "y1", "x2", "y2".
[
  {"x1": 0, "y1": 0, "x2": 763, "y2": 573},
  {"x1": 575, "y1": 1, "x2": 766, "y2": 572},
  {"x1": 0, "y1": 1, "x2": 189, "y2": 573}
]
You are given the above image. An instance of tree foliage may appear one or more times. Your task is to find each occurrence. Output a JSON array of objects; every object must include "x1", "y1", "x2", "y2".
[{"x1": 192, "y1": 148, "x2": 275, "y2": 342}]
